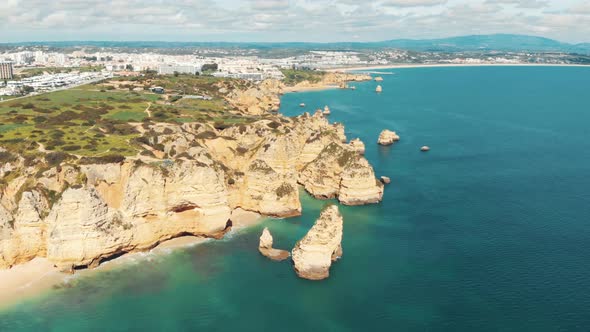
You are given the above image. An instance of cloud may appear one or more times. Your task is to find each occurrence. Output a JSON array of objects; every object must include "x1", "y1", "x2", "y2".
[
  {"x1": 0, "y1": 0, "x2": 588, "y2": 43},
  {"x1": 485, "y1": 0, "x2": 549, "y2": 9},
  {"x1": 381, "y1": 0, "x2": 447, "y2": 7}
]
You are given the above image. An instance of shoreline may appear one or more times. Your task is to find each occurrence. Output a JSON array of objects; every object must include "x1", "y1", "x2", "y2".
[
  {"x1": 0, "y1": 209, "x2": 264, "y2": 310},
  {"x1": 282, "y1": 84, "x2": 341, "y2": 93},
  {"x1": 326, "y1": 63, "x2": 590, "y2": 72}
]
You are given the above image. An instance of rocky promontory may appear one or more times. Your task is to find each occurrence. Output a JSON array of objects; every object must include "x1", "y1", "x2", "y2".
[
  {"x1": 0, "y1": 110, "x2": 382, "y2": 271},
  {"x1": 291, "y1": 205, "x2": 343, "y2": 280}
]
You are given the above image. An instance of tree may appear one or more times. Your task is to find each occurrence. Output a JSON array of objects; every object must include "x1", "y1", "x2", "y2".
[
  {"x1": 202, "y1": 63, "x2": 218, "y2": 72},
  {"x1": 173, "y1": 71, "x2": 180, "y2": 77},
  {"x1": 125, "y1": 64, "x2": 134, "y2": 71}
]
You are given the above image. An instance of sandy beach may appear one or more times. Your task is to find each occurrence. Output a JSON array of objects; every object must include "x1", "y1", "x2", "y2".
[
  {"x1": 326, "y1": 63, "x2": 590, "y2": 72},
  {"x1": 0, "y1": 209, "x2": 266, "y2": 310}
]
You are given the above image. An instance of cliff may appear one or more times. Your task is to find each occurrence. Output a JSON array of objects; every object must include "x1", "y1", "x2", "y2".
[
  {"x1": 0, "y1": 81, "x2": 382, "y2": 272},
  {"x1": 291, "y1": 205, "x2": 343, "y2": 280}
]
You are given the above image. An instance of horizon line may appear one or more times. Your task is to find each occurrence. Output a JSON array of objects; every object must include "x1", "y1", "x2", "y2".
[{"x1": 1, "y1": 33, "x2": 588, "y2": 46}]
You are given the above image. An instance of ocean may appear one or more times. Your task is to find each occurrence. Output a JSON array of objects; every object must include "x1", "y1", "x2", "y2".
[{"x1": 2, "y1": 66, "x2": 590, "y2": 331}]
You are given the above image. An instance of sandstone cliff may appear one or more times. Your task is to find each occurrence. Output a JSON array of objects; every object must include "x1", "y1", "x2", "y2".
[
  {"x1": 291, "y1": 205, "x2": 343, "y2": 280},
  {"x1": 0, "y1": 105, "x2": 382, "y2": 271}
]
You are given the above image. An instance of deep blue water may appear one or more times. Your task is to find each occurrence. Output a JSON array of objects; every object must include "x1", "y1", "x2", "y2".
[{"x1": 2, "y1": 66, "x2": 590, "y2": 331}]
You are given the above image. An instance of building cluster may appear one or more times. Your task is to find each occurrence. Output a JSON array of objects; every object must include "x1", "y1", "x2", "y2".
[
  {"x1": 0, "y1": 61, "x2": 14, "y2": 80},
  {"x1": 0, "y1": 71, "x2": 112, "y2": 96}
]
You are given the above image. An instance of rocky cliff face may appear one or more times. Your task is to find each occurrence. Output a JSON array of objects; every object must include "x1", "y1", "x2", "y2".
[
  {"x1": 291, "y1": 205, "x2": 343, "y2": 280},
  {"x1": 298, "y1": 142, "x2": 383, "y2": 205},
  {"x1": 0, "y1": 105, "x2": 382, "y2": 271},
  {"x1": 225, "y1": 79, "x2": 283, "y2": 115}
]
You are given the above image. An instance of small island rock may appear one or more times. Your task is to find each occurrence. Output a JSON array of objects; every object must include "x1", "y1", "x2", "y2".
[
  {"x1": 378, "y1": 130, "x2": 400, "y2": 146},
  {"x1": 259, "y1": 227, "x2": 290, "y2": 261},
  {"x1": 291, "y1": 205, "x2": 343, "y2": 280}
]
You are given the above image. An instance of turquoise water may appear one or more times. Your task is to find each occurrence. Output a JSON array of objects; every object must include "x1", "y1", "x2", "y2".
[{"x1": 2, "y1": 66, "x2": 590, "y2": 331}]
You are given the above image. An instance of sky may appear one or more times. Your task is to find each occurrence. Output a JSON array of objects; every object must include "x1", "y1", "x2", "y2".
[{"x1": 1, "y1": 0, "x2": 590, "y2": 43}]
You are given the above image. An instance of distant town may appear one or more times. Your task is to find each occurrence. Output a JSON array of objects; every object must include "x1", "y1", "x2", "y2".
[{"x1": 2, "y1": 45, "x2": 589, "y2": 99}]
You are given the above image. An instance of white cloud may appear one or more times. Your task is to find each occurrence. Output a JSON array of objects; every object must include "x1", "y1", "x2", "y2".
[{"x1": 0, "y1": 0, "x2": 588, "y2": 43}]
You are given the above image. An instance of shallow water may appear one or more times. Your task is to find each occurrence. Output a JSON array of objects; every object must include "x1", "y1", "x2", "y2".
[{"x1": 2, "y1": 66, "x2": 590, "y2": 331}]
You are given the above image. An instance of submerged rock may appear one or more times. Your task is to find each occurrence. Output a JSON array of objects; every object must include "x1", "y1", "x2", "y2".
[
  {"x1": 378, "y1": 130, "x2": 400, "y2": 146},
  {"x1": 291, "y1": 205, "x2": 343, "y2": 280},
  {"x1": 258, "y1": 227, "x2": 290, "y2": 261}
]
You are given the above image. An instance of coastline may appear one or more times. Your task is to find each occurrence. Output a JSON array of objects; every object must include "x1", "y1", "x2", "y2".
[
  {"x1": 0, "y1": 209, "x2": 264, "y2": 310},
  {"x1": 326, "y1": 63, "x2": 590, "y2": 72},
  {"x1": 282, "y1": 84, "x2": 341, "y2": 93}
]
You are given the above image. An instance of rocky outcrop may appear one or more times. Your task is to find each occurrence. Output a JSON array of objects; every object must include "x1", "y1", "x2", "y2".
[
  {"x1": 225, "y1": 79, "x2": 282, "y2": 115},
  {"x1": 0, "y1": 108, "x2": 384, "y2": 271},
  {"x1": 258, "y1": 227, "x2": 290, "y2": 261},
  {"x1": 349, "y1": 138, "x2": 366, "y2": 155},
  {"x1": 378, "y1": 130, "x2": 400, "y2": 146},
  {"x1": 286, "y1": 73, "x2": 372, "y2": 92},
  {"x1": 298, "y1": 143, "x2": 383, "y2": 205},
  {"x1": 291, "y1": 205, "x2": 343, "y2": 280}
]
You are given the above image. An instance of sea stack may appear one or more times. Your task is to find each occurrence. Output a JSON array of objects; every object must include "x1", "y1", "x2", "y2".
[
  {"x1": 349, "y1": 138, "x2": 366, "y2": 155},
  {"x1": 378, "y1": 130, "x2": 400, "y2": 145},
  {"x1": 259, "y1": 227, "x2": 290, "y2": 261},
  {"x1": 291, "y1": 205, "x2": 343, "y2": 280},
  {"x1": 323, "y1": 105, "x2": 331, "y2": 115},
  {"x1": 376, "y1": 85, "x2": 383, "y2": 93}
]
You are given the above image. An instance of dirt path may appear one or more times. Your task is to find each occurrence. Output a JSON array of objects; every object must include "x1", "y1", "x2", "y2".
[{"x1": 145, "y1": 102, "x2": 152, "y2": 118}]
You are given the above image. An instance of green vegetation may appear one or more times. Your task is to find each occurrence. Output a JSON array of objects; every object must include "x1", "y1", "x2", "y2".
[
  {"x1": 0, "y1": 74, "x2": 264, "y2": 159},
  {"x1": 275, "y1": 182, "x2": 295, "y2": 198},
  {"x1": 280, "y1": 69, "x2": 325, "y2": 86}
]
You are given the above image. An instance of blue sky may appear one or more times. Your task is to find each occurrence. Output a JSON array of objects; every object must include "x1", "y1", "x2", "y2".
[{"x1": 1, "y1": 0, "x2": 589, "y2": 43}]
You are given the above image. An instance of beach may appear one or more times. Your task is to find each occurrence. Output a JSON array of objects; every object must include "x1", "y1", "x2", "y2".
[{"x1": 0, "y1": 208, "x2": 264, "y2": 309}]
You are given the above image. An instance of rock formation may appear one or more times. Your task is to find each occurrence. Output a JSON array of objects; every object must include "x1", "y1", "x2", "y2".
[
  {"x1": 258, "y1": 227, "x2": 290, "y2": 261},
  {"x1": 298, "y1": 143, "x2": 383, "y2": 205},
  {"x1": 291, "y1": 205, "x2": 343, "y2": 280},
  {"x1": 349, "y1": 138, "x2": 366, "y2": 155},
  {"x1": 0, "y1": 86, "x2": 384, "y2": 271},
  {"x1": 378, "y1": 130, "x2": 400, "y2": 146}
]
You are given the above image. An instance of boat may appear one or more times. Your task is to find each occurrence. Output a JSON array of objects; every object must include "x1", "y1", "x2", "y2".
[
  {"x1": 299, "y1": 103, "x2": 306, "y2": 107},
  {"x1": 323, "y1": 105, "x2": 331, "y2": 115},
  {"x1": 376, "y1": 85, "x2": 383, "y2": 93}
]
